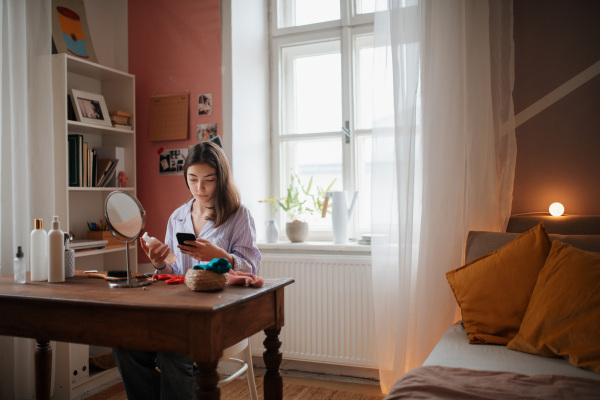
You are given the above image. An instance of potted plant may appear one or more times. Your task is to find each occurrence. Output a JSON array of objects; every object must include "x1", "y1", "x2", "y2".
[{"x1": 261, "y1": 175, "x2": 335, "y2": 243}]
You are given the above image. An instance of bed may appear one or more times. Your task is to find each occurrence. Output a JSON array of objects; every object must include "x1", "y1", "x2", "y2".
[{"x1": 385, "y1": 215, "x2": 600, "y2": 399}]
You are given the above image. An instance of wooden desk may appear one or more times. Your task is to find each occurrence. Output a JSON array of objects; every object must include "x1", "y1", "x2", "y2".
[{"x1": 0, "y1": 272, "x2": 294, "y2": 399}]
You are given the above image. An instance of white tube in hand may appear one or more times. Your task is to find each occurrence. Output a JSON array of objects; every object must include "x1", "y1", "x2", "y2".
[{"x1": 142, "y1": 232, "x2": 176, "y2": 265}]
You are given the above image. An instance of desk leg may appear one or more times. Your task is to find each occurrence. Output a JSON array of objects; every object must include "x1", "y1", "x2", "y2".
[
  {"x1": 263, "y1": 328, "x2": 283, "y2": 400},
  {"x1": 35, "y1": 339, "x2": 52, "y2": 400},
  {"x1": 195, "y1": 360, "x2": 220, "y2": 400}
]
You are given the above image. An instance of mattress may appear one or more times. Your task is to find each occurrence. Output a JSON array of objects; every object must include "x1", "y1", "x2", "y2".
[{"x1": 422, "y1": 322, "x2": 600, "y2": 382}]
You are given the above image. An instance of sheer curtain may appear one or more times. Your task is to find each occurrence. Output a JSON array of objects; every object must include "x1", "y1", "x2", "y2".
[
  {"x1": 1, "y1": 0, "x2": 55, "y2": 398},
  {"x1": 371, "y1": 0, "x2": 515, "y2": 393}
]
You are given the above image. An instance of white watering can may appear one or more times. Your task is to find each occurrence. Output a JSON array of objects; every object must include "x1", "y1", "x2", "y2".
[{"x1": 322, "y1": 191, "x2": 358, "y2": 244}]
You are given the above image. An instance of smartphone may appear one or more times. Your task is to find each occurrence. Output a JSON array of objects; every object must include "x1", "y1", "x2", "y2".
[{"x1": 176, "y1": 232, "x2": 196, "y2": 246}]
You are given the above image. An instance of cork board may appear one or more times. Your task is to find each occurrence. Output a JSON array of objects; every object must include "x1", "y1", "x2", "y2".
[{"x1": 149, "y1": 92, "x2": 189, "y2": 141}]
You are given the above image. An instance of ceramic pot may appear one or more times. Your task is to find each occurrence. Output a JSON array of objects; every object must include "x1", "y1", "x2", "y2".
[
  {"x1": 265, "y1": 220, "x2": 279, "y2": 243},
  {"x1": 286, "y1": 222, "x2": 308, "y2": 243}
]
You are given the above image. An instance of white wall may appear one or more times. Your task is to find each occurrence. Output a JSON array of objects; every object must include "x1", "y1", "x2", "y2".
[
  {"x1": 83, "y1": 0, "x2": 128, "y2": 71},
  {"x1": 221, "y1": 0, "x2": 271, "y2": 241}
]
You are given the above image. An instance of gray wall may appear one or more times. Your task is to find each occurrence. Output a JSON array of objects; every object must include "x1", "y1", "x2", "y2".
[{"x1": 512, "y1": 0, "x2": 600, "y2": 215}]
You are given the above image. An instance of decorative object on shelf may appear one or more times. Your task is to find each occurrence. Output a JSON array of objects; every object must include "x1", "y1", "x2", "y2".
[
  {"x1": 118, "y1": 171, "x2": 128, "y2": 187},
  {"x1": 322, "y1": 191, "x2": 358, "y2": 244},
  {"x1": 51, "y1": 0, "x2": 98, "y2": 63},
  {"x1": 260, "y1": 174, "x2": 335, "y2": 243},
  {"x1": 70, "y1": 88, "x2": 112, "y2": 127},
  {"x1": 265, "y1": 220, "x2": 279, "y2": 243}
]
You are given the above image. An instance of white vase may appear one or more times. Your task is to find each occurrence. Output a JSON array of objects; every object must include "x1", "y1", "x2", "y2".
[{"x1": 265, "y1": 220, "x2": 279, "y2": 243}]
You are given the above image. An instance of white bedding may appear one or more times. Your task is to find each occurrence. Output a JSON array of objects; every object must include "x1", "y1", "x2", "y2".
[{"x1": 423, "y1": 322, "x2": 600, "y2": 381}]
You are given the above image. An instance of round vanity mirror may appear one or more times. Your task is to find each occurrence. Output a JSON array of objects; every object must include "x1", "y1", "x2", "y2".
[{"x1": 105, "y1": 191, "x2": 149, "y2": 288}]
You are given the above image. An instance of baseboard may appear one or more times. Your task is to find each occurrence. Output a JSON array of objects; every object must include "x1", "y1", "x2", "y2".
[{"x1": 251, "y1": 357, "x2": 380, "y2": 383}]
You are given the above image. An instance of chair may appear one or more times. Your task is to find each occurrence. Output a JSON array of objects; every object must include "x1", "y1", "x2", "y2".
[{"x1": 217, "y1": 338, "x2": 258, "y2": 399}]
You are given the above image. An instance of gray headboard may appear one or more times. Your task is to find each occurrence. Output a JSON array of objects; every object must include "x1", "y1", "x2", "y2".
[
  {"x1": 465, "y1": 215, "x2": 600, "y2": 264},
  {"x1": 506, "y1": 215, "x2": 600, "y2": 235}
]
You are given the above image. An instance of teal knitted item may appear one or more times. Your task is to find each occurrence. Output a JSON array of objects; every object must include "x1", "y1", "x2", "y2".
[{"x1": 192, "y1": 258, "x2": 231, "y2": 274}]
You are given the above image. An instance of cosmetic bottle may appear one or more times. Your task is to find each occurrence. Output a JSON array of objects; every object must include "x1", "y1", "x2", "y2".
[
  {"x1": 48, "y1": 216, "x2": 65, "y2": 283},
  {"x1": 14, "y1": 246, "x2": 26, "y2": 284},
  {"x1": 142, "y1": 232, "x2": 177, "y2": 265},
  {"x1": 30, "y1": 219, "x2": 48, "y2": 282},
  {"x1": 64, "y1": 233, "x2": 75, "y2": 279}
]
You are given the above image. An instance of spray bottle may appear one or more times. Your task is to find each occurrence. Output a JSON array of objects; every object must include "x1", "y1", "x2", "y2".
[{"x1": 142, "y1": 232, "x2": 177, "y2": 265}]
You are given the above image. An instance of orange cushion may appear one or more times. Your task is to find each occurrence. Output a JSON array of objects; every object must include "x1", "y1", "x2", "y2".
[
  {"x1": 446, "y1": 223, "x2": 551, "y2": 344},
  {"x1": 507, "y1": 241, "x2": 600, "y2": 372}
]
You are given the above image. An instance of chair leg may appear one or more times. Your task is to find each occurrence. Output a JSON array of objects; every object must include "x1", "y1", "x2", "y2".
[{"x1": 244, "y1": 341, "x2": 258, "y2": 400}]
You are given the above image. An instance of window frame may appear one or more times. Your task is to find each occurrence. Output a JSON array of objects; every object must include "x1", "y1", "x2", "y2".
[{"x1": 269, "y1": 0, "x2": 374, "y2": 241}]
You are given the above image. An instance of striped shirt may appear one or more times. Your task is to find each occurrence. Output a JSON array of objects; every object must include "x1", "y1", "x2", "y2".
[{"x1": 164, "y1": 199, "x2": 261, "y2": 276}]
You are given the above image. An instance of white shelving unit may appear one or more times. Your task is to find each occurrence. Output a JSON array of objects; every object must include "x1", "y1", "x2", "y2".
[{"x1": 51, "y1": 53, "x2": 137, "y2": 399}]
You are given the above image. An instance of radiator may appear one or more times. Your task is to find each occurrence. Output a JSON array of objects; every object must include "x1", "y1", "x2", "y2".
[{"x1": 250, "y1": 254, "x2": 378, "y2": 367}]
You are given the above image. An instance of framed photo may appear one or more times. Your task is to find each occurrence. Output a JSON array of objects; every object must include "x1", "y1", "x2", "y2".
[{"x1": 70, "y1": 89, "x2": 112, "y2": 127}]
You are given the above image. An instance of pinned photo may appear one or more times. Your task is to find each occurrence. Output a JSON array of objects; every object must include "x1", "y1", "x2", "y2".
[
  {"x1": 197, "y1": 123, "x2": 218, "y2": 141},
  {"x1": 198, "y1": 93, "x2": 213, "y2": 115},
  {"x1": 159, "y1": 148, "x2": 188, "y2": 175}
]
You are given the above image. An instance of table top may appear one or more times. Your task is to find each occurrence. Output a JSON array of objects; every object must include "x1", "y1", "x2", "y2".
[
  {"x1": 0, "y1": 271, "x2": 294, "y2": 360},
  {"x1": 0, "y1": 271, "x2": 294, "y2": 312}
]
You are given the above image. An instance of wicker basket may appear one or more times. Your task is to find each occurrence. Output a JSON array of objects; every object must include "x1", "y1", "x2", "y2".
[{"x1": 185, "y1": 269, "x2": 226, "y2": 292}]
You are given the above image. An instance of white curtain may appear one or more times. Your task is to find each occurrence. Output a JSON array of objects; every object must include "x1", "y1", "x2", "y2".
[
  {"x1": 1, "y1": 0, "x2": 55, "y2": 398},
  {"x1": 371, "y1": 0, "x2": 515, "y2": 393}
]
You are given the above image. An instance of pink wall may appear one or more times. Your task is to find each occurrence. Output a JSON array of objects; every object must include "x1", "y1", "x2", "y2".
[{"x1": 128, "y1": 0, "x2": 222, "y2": 262}]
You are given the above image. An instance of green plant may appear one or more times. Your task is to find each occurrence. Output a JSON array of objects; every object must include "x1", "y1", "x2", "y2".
[{"x1": 260, "y1": 174, "x2": 336, "y2": 222}]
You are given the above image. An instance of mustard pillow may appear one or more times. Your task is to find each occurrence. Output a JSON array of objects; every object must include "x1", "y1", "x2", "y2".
[
  {"x1": 507, "y1": 241, "x2": 600, "y2": 372},
  {"x1": 446, "y1": 223, "x2": 551, "y2": 345}
]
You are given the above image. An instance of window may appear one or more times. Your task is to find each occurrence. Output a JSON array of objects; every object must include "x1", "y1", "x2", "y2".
[{"x1": 270, "y1": 0, "x2": 374, "y2": 239}]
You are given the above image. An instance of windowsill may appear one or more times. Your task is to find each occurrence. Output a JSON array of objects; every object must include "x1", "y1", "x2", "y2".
[{"x1": 258, "y1": 240, "x2": 371, "y2": 256}]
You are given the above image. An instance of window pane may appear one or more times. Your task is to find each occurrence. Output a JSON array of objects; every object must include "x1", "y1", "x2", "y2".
[
  {"x1": 282, "y1": 41, "x2": 341, "y2": 134},
  {"x1": 354, "y1": 34, "x2": 374, "y2": 130},
  {"x1": 282, "y1": 138, "x2": 343, "y2": 228},
  {"x1": 356, "y1": 135, "x2": 371, "y2": 232},
  {"x1": 356, "y1": 0, "x2": 376, "y2": 14},
  {"x1": 278, "y1": 0, "x2": 340, "y2": 28}
]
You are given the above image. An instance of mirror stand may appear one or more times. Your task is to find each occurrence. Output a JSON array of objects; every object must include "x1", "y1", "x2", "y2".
[
  {"x1": 108, "y1": 240, "x2": 151, "y2": 288},
  {"x1": 105, "y1": 190, "x2": 151, "y2": 289}
]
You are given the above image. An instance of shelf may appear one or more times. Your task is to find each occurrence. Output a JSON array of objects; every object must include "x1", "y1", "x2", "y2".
[
  {"x1": 68, "y1": 121, "x2": 134, "y2": 135},
  {"x1": 74, "y1": 245, "x2": 127, "y2": 258},
  {"x1": 69, "y1": 186, "x2": 135, "y2": 192},
  {"x1": 65, "y1": 53, "x2": 134, "y2": 81}
]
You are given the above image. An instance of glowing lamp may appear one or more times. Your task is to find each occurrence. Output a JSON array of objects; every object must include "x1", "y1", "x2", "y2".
[{"x1": 549, "y1": 202, "x2": 564, "y2": 217}]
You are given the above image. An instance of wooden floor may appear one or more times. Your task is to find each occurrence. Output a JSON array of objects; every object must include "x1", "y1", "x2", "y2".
[{"x1": 82, "y1": 369, "x2": 384, "y2": 399}]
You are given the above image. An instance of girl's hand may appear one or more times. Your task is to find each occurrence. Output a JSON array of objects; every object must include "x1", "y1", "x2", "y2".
[
  {"x1": 140, "y1": 237, "x2": 170, "y2": 269},
  {"x1": 178, "y1": 238, "x2": 229, "y2": 263}
]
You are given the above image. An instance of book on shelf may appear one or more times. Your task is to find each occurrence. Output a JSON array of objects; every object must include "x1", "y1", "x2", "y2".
[
  {"x1": 109, "y1": 110, "x2": 133, "y2": 118},
  {"x1": 95, "y1": 147, "x2": 124, "y2": 187},
  {"x1": 82, "y1": 142, "x2": 88, "y2": 187},
  {"x1": 96, "y1": 158, "x2": 118, "y2": 187},
  {"x1": 110, "y1": 114, "x2": 129, "y2": 124},
  {"x1": 112, "y1": 123, "x2": 132, "y2": 130},
  {"x1": 67, "y1": 134, "x2": 81, "y2": 186}
]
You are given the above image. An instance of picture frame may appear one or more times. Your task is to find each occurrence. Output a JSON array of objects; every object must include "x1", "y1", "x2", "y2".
[
  {"x1": 51, "y1": 0, "x2": 98, "y2": 63},
  {"x1": 70, "y1": 89, "x2": 112, "y2": 127}
]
